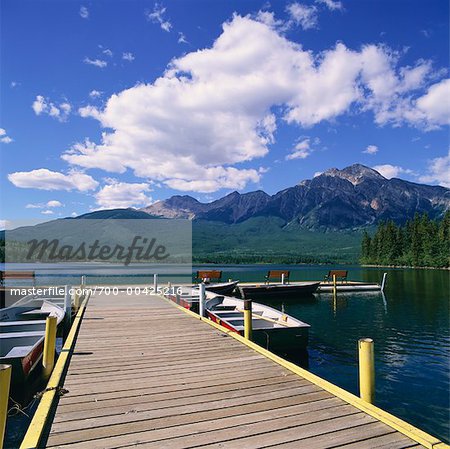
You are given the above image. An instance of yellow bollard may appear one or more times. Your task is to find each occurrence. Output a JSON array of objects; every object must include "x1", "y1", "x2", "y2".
[
  {"x1": 243, "y1": 300, "x2": 252, "y2": 341},
  {"x1": 358, "y1": 338, "x2": 375, "y2": 403},
  {"x1": 42, "y1": 316, "x2": 57, "y2": 379},
  {"x1": 0, "y1": 364, "x2": 11, "y2": 449},
  {"x1": 333, "y1": 274, "x2": 337, "y2": 295}
]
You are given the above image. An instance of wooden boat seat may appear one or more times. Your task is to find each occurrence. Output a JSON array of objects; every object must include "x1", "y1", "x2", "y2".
[
  {"x1": 0, "y1": 330, "x2": 44, "y2": 339},
  {"x1": 222, "y1": 317, "x2": 279, "y2": 329},
  {"x1": 5, "y1": 345, "x2": 34, "y2": 358},
  {"x1": 215, "y1": 310, "x2": 264, "y2": 317},
  {"x1": 0, "y1": 319, "x2": 46, "y2": 326},
  {"x1": 20, "y1": 309, "x2": 51, "y2": 317},
  {"x1": 212, "y1": 305, "x2": 236, "y2": 311}
]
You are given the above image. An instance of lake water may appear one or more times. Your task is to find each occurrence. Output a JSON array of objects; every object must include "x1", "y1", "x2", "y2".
[
  {"x1": 3, "y1": 264, "x2": 449, "y2": 445},
  {"x1": 213, "y1": 265, "x2": 450, "y2": 444}
]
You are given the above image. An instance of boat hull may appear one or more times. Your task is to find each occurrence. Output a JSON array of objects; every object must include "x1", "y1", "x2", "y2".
[
  {"x1": 167, "y1": 293, "x2": 199, "y2": 313},
  {"x1": 1, "y1": 297, "x2": 65, "y2": 391},
  {"x1": 204, "y1": 281, "x2": 239, "y2": 295},
  {"x1": 206, "y1": 310, "x2": 308, "y2": 351},
  {"x1": 0, "y1": 337, "x2": 45, "y2": 387}
]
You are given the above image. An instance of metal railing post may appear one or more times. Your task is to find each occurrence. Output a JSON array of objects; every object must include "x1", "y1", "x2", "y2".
[
  {"x1": 381, "y1": 273, "x2": 387, "y2": 292},
  {"x1": 199, "y1": 283, "x2": 206, "y2": 317}
]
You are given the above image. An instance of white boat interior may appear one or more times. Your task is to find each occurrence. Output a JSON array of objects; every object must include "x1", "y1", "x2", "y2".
[
  {"x1": 0, "y1": 331, "x2": 44, "y2": 358},
  {"x1": 206, "y1": 293, "x2": 309, "y2": 332}
]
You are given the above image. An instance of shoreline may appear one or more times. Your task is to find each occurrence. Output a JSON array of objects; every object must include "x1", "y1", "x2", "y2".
[{"x1": 361, "y1": 264, "x2": 450, "y2": 271}]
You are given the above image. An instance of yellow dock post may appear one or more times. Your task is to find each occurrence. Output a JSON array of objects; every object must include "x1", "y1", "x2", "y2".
[
  {"x1": 333, "y1": 274, "x2": 337, "y2": 295},
  {"x1": 243, "y1": 299, "x2": 253, "y2": 341},
  {"x1": 0, "y1": 364, "x2": 11, "y2": 449},
  {"x1": 359, "y1": 338, "x2": 375, "y2": 403},
  {"x1": 42, "y1": 316, "x2": 57, "y2": 380}
]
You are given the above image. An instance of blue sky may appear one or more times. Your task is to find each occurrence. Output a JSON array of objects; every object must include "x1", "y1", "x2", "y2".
[{"x1": 1, "y1": 0, "x2": 449, "y2": 223}]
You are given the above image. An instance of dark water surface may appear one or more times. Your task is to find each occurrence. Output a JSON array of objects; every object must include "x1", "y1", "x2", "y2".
[{"x1": 4, "y1": 264, "x2": 449, "y2": 445}]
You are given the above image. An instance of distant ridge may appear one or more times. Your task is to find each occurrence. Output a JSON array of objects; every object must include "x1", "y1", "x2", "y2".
[{"x1": 140, "y1": 164, "x2": 449, "y2": 230}]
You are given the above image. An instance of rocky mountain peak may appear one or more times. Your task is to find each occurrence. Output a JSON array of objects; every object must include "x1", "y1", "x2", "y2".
[
  {"x1": 140, "y1": 164, "x2": 449, "y2": 228},
  {"x1": 321, "y1": 164, "x2": 385, "y2": 185}
]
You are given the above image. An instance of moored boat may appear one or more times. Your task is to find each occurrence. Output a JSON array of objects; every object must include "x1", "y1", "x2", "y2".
[
  {"x1": 238, "y1": 281, "x2": 320, "y2": 300},
  {"x1": 204, "y1": 280, "x2": 239, "y2": 295},
  {"x1": 0, "y1": 298, "x2": 65, "y2": 387},
  {"x1": 205, "y1": 293, "x2": 310, "y2": 351}
]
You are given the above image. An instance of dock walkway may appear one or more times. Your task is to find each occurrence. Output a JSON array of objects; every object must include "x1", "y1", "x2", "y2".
[{"x1": 36, "y1": 291, "x2": 431, "y2": 448}]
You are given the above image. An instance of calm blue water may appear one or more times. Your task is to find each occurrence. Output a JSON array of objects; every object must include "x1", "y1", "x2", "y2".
[
  {"x1": 214, "y1": 265, "x2": 450, "y2": 444},
  {"x1": 3, "y1": 264, "x2": 449, "y2": 445}
]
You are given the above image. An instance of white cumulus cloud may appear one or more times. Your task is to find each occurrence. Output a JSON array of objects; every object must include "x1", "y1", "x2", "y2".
[
  {"x1": 418, "y1": 149, "x2": 450, "y2": 188},
  {"x1": 286, "y1": 139, "x2": 312, "y2": 160},
  {"x1": 372, "y1": 164, "x2": 414, "y2": 179},
  {"x1": 89, "y1": 90, "x2": 102, "y2": 98},
  {"x1": 0, "y1": 220, "x2": 13, "y2": 230},
  {"x1": 286, "y1": 3, "x2": 318, "y2": 30},
  {"x1": 177, "y1": 32, "x2": 188, "y2": 44},
  {"x1": 415, "y1": 79, "x2": 450, "y2": 128},
  {"x1": 95, "y1": 181, "x2": 152, "y2": 208},
  {"x1": 316, "y1": 0, "x2": 343, "y2": 11},
  {"x1": 8, "y1": 169, "x2": 98, "y2": 191},
  {"x1": 79, "y1": 6, "x2": 89, "y2": 19},
  {"x1": 56, "y1": 15, "x2": 449, "y2": 194},
  {"x1": 122, "y1": 52, "x2": 135, "y2": 61},
  {"x1": 145, "y1": 3, "x2": 172, "y2": 32},
  {"x1": 84, "y1": 57, "x2": 108, "y2": 68},
  {"x1": 0, "y1": 128, "x2": 13, "y2": 144},
  {"x1": 32, "y1": 96, "x2": 71, "y2": 121},
  {"x1": 363, "y1": 145, "x2": 378, "y2": 155},
  {"x1": 26, "y1": 200, "x2": 63, "y2": 209}
]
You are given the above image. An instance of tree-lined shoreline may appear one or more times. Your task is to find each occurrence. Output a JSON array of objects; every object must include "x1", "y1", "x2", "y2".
[{"x1": 361, "y1": 212, "x2": 450, "y2": 269}]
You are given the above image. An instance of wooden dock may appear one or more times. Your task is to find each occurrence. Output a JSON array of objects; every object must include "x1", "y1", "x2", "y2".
[{"x1": 20, "y1": 289, "x2": 447, "y2": 449}]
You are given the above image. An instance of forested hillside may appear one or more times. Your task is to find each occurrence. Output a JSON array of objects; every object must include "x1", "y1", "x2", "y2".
[{"x1": 361, "y1": 212, "x2": 450, "y2": 268}]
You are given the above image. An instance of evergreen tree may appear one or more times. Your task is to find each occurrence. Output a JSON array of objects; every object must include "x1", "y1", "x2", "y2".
[
  {"x1": 361, "y1": 212, "x2": 449, "y2": 268},
  {"x1": 361, "y1": 231, "x2": 372, "y2": 263}
]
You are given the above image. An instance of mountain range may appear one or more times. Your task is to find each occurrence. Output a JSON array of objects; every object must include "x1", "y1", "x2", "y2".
[
  {"x1": 140, "y1": 164, "x2": 449, "y2": 230},
  {"x1": 3, "y1": 164, "x2": 449, "y2": 264}
]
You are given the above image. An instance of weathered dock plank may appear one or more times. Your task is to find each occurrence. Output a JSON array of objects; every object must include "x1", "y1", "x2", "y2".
[{"x1": 39, "y1": 291, "x2": 430, "y2": 448}]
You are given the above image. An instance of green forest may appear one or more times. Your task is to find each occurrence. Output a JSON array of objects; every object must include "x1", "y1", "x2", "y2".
[{"x1": 361, "y1": 212, "x2": 450, "y2": 268}]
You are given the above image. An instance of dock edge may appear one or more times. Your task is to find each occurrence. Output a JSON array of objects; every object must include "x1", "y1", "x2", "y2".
[
  {"x1": 19, "y1": 294, "x2": 90, "y2": 449},
  {"x1": 160, "y1": 294, "x2": 449, "y2": 449}
]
